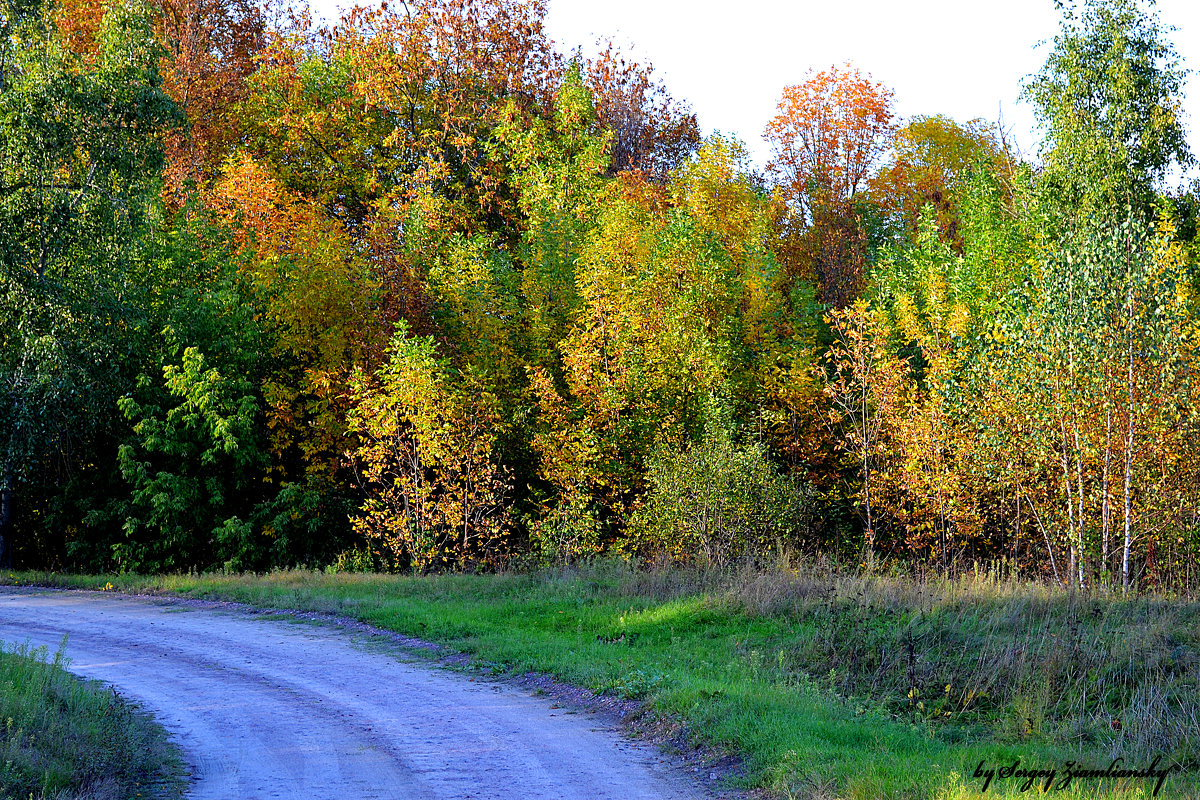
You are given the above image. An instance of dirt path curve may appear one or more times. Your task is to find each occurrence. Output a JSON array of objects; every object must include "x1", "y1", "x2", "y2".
[{"x1": 0, "y1": 588, "x2": 708, "y2": 800}]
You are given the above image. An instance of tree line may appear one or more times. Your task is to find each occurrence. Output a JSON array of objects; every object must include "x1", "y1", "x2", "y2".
[{"x1": 1, "y1": 0, "x2": 1197, "y2": 591}]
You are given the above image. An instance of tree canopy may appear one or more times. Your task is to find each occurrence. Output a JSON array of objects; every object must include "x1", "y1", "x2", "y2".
[{"x1": 1, "y1": 0, "x2": 1198, "y2": 593}]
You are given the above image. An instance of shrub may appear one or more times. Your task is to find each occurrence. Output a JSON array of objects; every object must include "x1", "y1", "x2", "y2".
[
  {"x1": 528, "y1": 489, "x2": 602, "y2": 566},
  {"x1": 630, "y1": 425, "x2": 814, "y2": 565}
]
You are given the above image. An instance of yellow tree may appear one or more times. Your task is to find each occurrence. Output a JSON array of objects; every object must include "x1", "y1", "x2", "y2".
[
  {"x1": 821, "y1": 300, "x2": 908, "y2": 556},
  {"x1": 495, "y1": 63, "x2": 611, "y2": 372},
  {"x1": 240, "y1": 0, "x2": 561, "y2": 234},
  {"x1": 877, "y1": 214, "x2": 972, "y2": 562},
  {"x1": 348, "y1": 326, "x2": 510, "y2": 571},
  {"x1": 534, "y1": 137, "x2": 808, "y2": 553}
]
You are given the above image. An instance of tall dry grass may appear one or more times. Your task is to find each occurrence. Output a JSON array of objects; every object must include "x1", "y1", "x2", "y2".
[{"x1": 532, "y1": 558, "x2": 1199, "y2": 768}]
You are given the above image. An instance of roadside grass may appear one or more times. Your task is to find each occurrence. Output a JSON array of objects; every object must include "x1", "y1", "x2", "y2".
[
  {"x1": 0, "y1": 638, "x2": 183, "y2": 800},
  {"x1": 9, "y1": 563, "x2": 1199, "y2": 800}
]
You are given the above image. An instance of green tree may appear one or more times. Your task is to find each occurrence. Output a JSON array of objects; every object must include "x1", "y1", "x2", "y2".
[
  {"x1": 116, "y1": 345, "x2": 266, "y2": 572},
  {"x1": 496, "y1": 63, "x2": 610, "y2": 373},
  {"x1": 979, "y1": 205, "x2": 1193, "y2": 588},
  {"x1": 871, "y1": 115, "x2": 1011, "y2": 249},
  {"x1": 534, "y1": 136, "x2": 806, "y2": 544},
  {"x1": 1025, "y1": 0, "x2": 1191, "y2": 213},
  {"x1": 0, "y1": 0, "x2": 178, "y2": 566}
]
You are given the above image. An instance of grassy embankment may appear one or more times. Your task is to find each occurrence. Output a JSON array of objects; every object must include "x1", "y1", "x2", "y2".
[
  {"x1": 11, "y1": 563, "x2": 1199, "y2": 800},
  {"x1": 0, "y1": 639, "x2": 182, "y2": 800}
]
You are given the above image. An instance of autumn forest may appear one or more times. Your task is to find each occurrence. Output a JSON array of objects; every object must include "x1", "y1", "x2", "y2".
[{"x1": 2, "y1": 0, "x2": 1198, "y2": 593}]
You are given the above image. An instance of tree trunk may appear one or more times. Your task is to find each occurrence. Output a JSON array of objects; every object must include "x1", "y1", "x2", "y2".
[
  {"x1": 1024, "y1": 490, "x2": 1059, "y2": 583},
  {"x1": 1061, "y1": 417, "x2": 1076, "y2": 587},
  {"x1": 1073, "y1": 425, "x2": 1086, "y2": 589},
  {"x1": 1101, "y1": 402, "x2": 1112, "y2": 579},
  {"x1": 863, "y1": 446, "x2": 874, "y2": 554},
  {"x1": 1122, "y1": 425, "x2": 1133, "y2": 593},
  {"x1": 1013, "y1": 488, "x2": 1021, "y2": 574},
  {"x1": 862, "y1": 376, "x2": 875, "y2": 556},
  {"x1": 0, "y1": 463, "x2": 13, "y2": 569},
  {"x1": 1122, "y1": 328, "x2": 1135, "y2": 594}
]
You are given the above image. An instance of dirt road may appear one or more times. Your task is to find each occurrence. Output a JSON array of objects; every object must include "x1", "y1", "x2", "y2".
[{"x1": 0, "y1": 588, "x2": 707, "y2": 800}]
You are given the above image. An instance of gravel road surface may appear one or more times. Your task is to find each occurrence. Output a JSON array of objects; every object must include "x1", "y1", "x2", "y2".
[{"x1": 0, "y1": 588, "x2": 706, "y2": 800}]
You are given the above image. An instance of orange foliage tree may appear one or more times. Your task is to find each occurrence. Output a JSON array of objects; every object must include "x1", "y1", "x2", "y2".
[
  {"x1": 766, "y1": 63, "x2": 895, "y2": 216},
  {"x1": 242, "y1": 0, "x2": 561, "y2": 234},
  {"x1": 157, "y1": 0, "x2": 266, "y2": 204},
  {"x1": 766, "y1": 64, "x2": 896, "y2": 308},
  {"x1": 821, "y1": 300, "x2": 909, "y2": 557}
]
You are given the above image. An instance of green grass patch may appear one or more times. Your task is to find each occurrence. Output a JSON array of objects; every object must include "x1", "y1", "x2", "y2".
[
  {"x1": 10, "y1": 564, "x2": 1199, "y2": 799},
  {"x1": 0, "y1": 638, "x2": 183, "y2": 800}
]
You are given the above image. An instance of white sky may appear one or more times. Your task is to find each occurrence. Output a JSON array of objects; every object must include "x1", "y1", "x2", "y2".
[{"x1": 309, "y1": 0, "x2": 1200, "y2": 182}]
